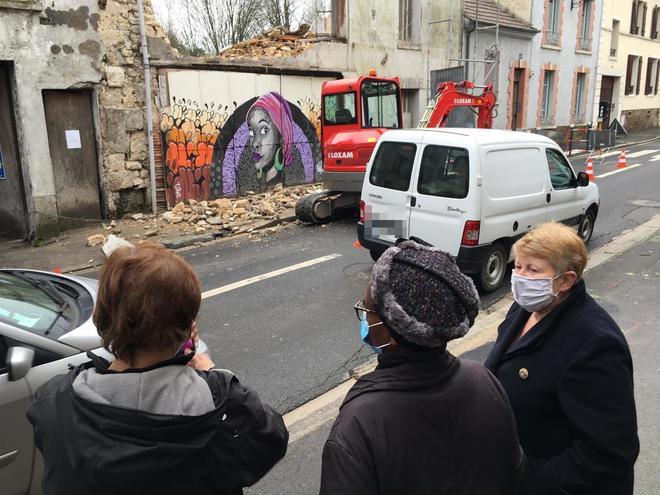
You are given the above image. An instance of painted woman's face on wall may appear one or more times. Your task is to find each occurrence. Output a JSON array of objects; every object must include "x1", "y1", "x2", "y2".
[{"x1": 248, "y1": 107, "x2": 281, "y2": 173}]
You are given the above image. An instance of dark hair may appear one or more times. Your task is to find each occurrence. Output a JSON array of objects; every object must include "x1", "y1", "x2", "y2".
[{"x1": 93, "y1": 242, "x2": 201, "y2": 364}]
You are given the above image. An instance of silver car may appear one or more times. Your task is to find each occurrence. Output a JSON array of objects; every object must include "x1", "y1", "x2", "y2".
[{"x1": 0, "y1": 268, "x2": 207, "y2": 494}]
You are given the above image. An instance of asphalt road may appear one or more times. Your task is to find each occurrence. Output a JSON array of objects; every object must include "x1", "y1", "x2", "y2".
[{"x1": 183, "y1": 141, "x2": 660, "y2": 415}]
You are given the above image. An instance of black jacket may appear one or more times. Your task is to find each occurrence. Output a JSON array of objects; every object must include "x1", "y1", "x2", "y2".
[
  {"x1": 26, "y1": 352, "x2": 288, "y2": 495},
  {"x1": 319, "y1": 349, "x2": 524, "y2": 495},
  {"x1": 484, "y1": 280, "x2": 639, "y2": 495}
]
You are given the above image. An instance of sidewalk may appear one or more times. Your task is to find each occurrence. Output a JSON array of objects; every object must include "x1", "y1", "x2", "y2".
[
  {"x1": 248, "y1": 214, "x2": 660, "y2": 495},
  {"x1": 568, "y1": 126, "x2": 660, "y2": 156},
  {"x1": 0, "y1": 184, "x2": 321, "y2": 272}
]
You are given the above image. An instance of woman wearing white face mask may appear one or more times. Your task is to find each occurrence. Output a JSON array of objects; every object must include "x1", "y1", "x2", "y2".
[{"x1": 484, "y1": 222, "x2": 639, "y2": 495}]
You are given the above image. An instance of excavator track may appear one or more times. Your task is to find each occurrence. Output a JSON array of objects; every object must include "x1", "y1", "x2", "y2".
[{"x1": 295, "y1": 190, "x2": 360, "y2": 224}]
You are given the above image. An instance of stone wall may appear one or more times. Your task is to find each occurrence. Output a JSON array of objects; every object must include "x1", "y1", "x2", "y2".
[
  {"x1": 622, "y1": 108, "x2": 660, "y2": 132},
  {"x1": 97, "y1": 0, "x2": 175, "y2": 216}
]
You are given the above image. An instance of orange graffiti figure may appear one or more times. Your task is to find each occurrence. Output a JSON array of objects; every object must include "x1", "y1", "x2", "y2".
[{"x1": 160, "y1": 103, "x2": 222, "y2": 205}]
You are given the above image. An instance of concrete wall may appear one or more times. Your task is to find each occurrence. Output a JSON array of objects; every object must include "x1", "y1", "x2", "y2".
[
  {"x1": 0, "y1": 1, "x2": 103, "y2": 238},
  {"x1": 527, "y1": 0, "x2": 602, "y2": 131},
  {"x1": 593, "y1": 0, "x2": 660, "y2": 130},
  {"x1": 156, "y1": 68, "x2": 334, "y2": 203}
]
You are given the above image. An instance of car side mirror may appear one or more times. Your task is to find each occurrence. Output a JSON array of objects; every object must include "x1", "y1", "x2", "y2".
[
  {"x1": 7, "y1": 347, "x2": 35, "y2": 382},
  {"x1": 576, "y1": 171, "x2": 589, "y2": 187}
]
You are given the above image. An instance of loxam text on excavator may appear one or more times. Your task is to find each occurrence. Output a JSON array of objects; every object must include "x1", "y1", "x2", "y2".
[{"x1": 295, "y1": 74, "x2": 497, "y2": 224}]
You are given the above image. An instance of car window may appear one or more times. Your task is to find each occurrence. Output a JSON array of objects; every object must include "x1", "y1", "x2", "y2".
[
  {"x1": 323, "y1": 92, "x2": 357, "y2": 125},
  {"x1": 0, "y1": 272, "x2": 61, "y2": 334},
  {"x1": 369, "y1": 142, "x2": 417, "y2": 191},
  {"x1": 417, "y1": 145, "x2": 470, "y2": 199},
  {"x1": 545, "y1": 148, "x2": 575, "y2": 189}
]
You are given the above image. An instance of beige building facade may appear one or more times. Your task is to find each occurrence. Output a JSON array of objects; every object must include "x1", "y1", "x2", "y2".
[{"x1": 593, "y1": 0, "x2": 660, "y2": 130}]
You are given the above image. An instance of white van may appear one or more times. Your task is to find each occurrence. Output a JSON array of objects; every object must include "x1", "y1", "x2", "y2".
[{"x1": 357, "y1": 128, "x2": 599, "y2": 292}]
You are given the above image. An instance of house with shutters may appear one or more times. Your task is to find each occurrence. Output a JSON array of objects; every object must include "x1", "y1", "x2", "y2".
[{"x1": 593, "y1": 0, "x2": 660, "y2": 130}]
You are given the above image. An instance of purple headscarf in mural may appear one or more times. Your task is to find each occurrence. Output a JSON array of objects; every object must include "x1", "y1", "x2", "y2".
[
  {"x1": 249, "y1": 91, "x2": 295, "y2": 165},
  {"x1": 222, "y1": 92, "x2": 316, "y2": 196}
]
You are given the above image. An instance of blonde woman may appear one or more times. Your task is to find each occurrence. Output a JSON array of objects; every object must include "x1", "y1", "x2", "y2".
[{"x1": 485, "y1": 223, "x2": 639, "y2": 495}]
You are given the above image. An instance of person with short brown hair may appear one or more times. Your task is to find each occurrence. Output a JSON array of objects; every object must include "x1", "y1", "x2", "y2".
[
  {"x1": 485, "y1": 223, "x2": 639, "y2": 495},
  {"x1": 27, "y1": 242, "x2": 288, "y2": 495}
]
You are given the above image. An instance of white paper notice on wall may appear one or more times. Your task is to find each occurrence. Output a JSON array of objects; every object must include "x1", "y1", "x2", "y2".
[{"x1": 65, "y1": 130, "x2": 82, "y2": 149}]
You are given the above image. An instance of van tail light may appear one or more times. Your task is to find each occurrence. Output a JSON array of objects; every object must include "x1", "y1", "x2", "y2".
[
  {"x1": 461, "y1": 220, "x2": 481, "y2": 246},
  {"x1": 359, "y1": 200, "x2": 366, "y2": 223}
]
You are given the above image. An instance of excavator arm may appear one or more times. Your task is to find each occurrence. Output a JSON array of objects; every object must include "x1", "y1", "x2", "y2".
[{"x1": 418, "y1": 80, "x2": 496, "y2": 129}]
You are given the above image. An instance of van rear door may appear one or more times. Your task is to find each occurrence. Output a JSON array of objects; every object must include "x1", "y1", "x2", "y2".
[
  {"x1": 407, "y1": 143, "x2": 477, "y2": 255},
  {"x1": 361, "y1": 140, "x2": 419, "y2": 245}
]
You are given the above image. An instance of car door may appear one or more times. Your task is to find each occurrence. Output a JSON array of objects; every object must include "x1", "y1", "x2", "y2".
[
  {"x1": 0, "y1": 335, "x2": 35, "y2": 495},
  {"x1": 362, "y1": 139, "x2": 419, "y2": 244},
  {"x1": 408, "y1": 144, "x2": 476, "y2": 255},
  {"x1": 544, "y1": 148, "x2": 583, "y2": 225}
]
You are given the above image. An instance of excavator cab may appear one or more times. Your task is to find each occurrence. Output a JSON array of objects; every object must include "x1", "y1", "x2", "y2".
[{"x1": 295, "y1": 74, "x2": 402, "y2": 224}]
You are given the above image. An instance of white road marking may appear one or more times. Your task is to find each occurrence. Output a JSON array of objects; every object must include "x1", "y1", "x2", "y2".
[
  {"x1": 625, "y1": 149, "x2": 659, "y2": 158},
  {"x1": 649, "y1": 154, "x2": 660, "y2": 162},
  {"x1": 201, "y1": 254, "x2": 342, "y2": 299},
  {"x1": 596, "y1": 163, "x2": 642, "y2": 179}
]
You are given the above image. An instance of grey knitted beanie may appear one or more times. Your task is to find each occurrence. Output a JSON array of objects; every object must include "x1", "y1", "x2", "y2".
[{"x1": 370, "y1": 240, "x2": 480, "y2": 348}]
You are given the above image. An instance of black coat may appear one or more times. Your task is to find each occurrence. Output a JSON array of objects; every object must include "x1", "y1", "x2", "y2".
[
  {"x1": 484, "y1": 280, "x2": 639, "y2": 495},
  {"x1": 319, "y1": 349, "x2": 525, "y2": 495},
  {"x1": 26, "y1": 353, "x2": 288, "y2": 495}
]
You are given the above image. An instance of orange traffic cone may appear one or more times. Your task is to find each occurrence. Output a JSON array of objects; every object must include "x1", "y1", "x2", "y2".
[
  {"x1": 585, "y1": 157, "x2": 595, "y2": 181},
  {"x1": 617, "y1": 149, "x2": 627, "y2": 169},
  {"x1": 53, "y1": 267, "x2": 62, "y2": 274}
]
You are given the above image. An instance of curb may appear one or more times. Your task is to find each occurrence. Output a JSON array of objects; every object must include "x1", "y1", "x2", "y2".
[
  {"x1": 161, "y1": 212, "x2": 298, "y2": 251},
  {"x1": 59, "y1": 212, "x2": 299, "y2": 274}
]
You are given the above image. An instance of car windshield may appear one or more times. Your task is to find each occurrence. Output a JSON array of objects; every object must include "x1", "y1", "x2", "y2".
[{"x1": 0, "y1": 272, "x2": 61, "y2": 334}]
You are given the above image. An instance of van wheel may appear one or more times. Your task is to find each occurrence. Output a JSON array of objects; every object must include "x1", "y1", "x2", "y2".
[
  {"x1": 370, "y1": 250, "x2": 382, "y2": 263},
  {"x1": 478, "y1": 244, "x2": 507, "y2": 293},
  {"x1": 578, "y1": 208, "x2": 596, "y2": 244}
]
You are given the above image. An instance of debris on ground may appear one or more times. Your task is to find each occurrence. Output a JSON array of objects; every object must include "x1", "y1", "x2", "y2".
[{"x1": 217, "y1": 24, "x2": 331, "y2": 60}]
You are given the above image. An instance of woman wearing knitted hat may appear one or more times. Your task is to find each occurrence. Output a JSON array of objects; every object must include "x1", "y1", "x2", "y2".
[
  {"x1": 484, "y1": 222, "x2": 639, "y2": 495},
  {"x1": 319, "y1": 239, "x2": 525, "y2": 495}
]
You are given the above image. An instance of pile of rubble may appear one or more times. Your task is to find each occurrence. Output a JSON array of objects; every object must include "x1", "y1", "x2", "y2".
[
  {"x1": 218, "y1": 24, "x2": 328, "y2": 60},
  {"x1": 162, "y1": 183, "x2": 320, "y2": 234},
  {"x1": 86, "y1": 183, "x2": 322, "y2": 248}
]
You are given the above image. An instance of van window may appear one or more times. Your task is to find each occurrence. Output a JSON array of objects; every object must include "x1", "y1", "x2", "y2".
[
  {"x1": 545, "y1": 149, "x2": 575, "y2": 189},
  {"x1": 369, "y1": 142, "x2": 417, "y2": 191},
  {"x1": 417, "y1": 145, "x2": 469, "y2": 199},
  {"x1": 483, "y1": 148, "x2": 545, "y2": 199}
]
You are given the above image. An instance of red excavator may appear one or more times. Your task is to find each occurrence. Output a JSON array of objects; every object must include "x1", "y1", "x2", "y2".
[{"x1": 295, "y1": 75, "x2": 496, "y2": 223}]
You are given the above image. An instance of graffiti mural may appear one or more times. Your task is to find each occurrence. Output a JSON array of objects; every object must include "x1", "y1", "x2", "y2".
[
  {"x1": 159, "y1": 71, "x2": 328, "y2": 205},
  {"x1": 160, "y1": 100, "x2": 226, "y2": 204},
  {"x1": 210, "y1": 91, "x2": 321, "y2": 197}
]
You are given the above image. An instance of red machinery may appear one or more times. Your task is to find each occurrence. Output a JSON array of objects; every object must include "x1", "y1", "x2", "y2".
[
  {"x1": 296, "y1": 73, "x2": 402, "y2": 223},
  {"x1": 419, "y1": 80, "x2": 496, "y2": 129},
  {"x1": 295, "y1": 75, "x2": 496, "y2": 223}
]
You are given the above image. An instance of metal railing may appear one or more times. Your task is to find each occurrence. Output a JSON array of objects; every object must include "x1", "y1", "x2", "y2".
[
  {"x1": 545, "y1": 31, "x2": 561, "y2": 46},
  {"x1": 577, "y1": 36, "x2": 592, "y2": 51}
]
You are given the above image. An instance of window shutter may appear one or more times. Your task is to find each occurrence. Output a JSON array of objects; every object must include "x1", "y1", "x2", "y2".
[
  {"x1": 631, "y1": 0, "x2": 638, "y2": 34},
  {"x1": 655, "y1": 60, "x2": 660, "y2": 95},
  {"x1": 641, "y1": 2, "x2": 648, "y2": 36},
  {"x1": 636, "y1": 56, "x2": 643, "y2": 94},
  {"x1": 653, "y1": 6, "x2": 660, "y2": 39},
  {"x1": 645, "y1": 58, "x2": 653, "y2": 94},
  {"x1": 625, "y1": 55, "x2": 634, "y2": 94}
]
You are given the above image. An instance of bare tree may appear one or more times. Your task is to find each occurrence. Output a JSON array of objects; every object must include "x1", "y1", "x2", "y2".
[{"x1": 151, "y1": 0, "x2": 318, "y2": 55}]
